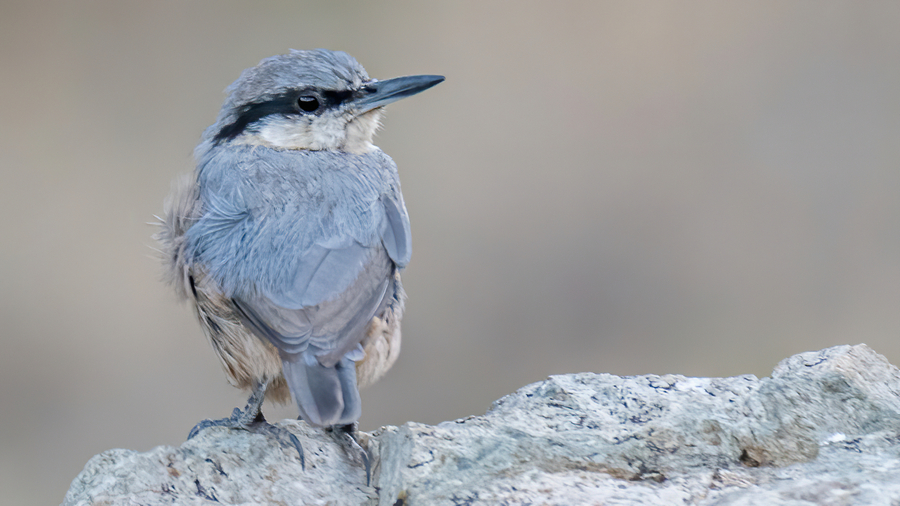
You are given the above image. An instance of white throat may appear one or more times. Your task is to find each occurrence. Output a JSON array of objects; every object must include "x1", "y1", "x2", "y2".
[{"x1": 239, "y1": 108, "x2": 383, "y2": 155}]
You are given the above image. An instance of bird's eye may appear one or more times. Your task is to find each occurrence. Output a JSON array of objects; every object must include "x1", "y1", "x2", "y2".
[{"x1": 297, "y1": 96, "x2": 320, "y2": 112}]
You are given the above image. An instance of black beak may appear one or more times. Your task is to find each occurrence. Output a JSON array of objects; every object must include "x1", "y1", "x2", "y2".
[{"x1": 352, "y1": 74, "x2": 444, "y2": 114}]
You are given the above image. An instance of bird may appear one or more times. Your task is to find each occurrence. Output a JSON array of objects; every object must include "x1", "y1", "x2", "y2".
[{"x1": 156, "y1": 49, "x2": 443, "y2": 477}]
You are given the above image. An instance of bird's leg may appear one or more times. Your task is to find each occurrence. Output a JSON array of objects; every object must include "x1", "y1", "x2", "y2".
[
  {"x1": 188, "y1": 381, "x2": 304, "y2": 468},
  {"x1": 329, "y1": 422, "x2": 371, "y2": 486}
]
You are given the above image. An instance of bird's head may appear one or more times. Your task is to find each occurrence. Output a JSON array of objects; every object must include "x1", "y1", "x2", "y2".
[{"x1": 207, "y1": 49, "x2": 443, "y2": 154}]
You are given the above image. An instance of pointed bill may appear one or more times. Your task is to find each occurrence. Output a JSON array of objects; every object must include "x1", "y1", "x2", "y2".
[{"x1": 352, "y1": 75, "x2": 445, "y2": 114}]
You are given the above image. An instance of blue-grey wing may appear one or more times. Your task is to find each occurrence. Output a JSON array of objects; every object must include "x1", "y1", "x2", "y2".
[
  {"x1": 266, "y1": 242, "x2": 374, "y2": 310},
  {"x1": 233, "y1": 243, "x2": 394, "y2": 427},
  {"x1": 381, "y1": 193, "x2": 411, "y2": 268},
  {"x1": 235, "y1": 189, "x2": 409, "y2": 356},
  {"x1": 234, "y1": 243, "x2": 393, "y2": 360}
]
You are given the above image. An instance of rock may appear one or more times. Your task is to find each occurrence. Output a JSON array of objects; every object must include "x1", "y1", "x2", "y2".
[
  {"x1": 63, "y1": 422, "x2": 374, "y2": 506},
  {"x1": 63, "y1": 345, "x2": 900, "y2": 505}
]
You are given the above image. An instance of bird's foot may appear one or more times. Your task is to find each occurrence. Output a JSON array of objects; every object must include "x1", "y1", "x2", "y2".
[
  {"x1": 329, "y1": 422, "x2": 371, "y2": 486},
  {"x1": 187, "y1": 404, "x2": 256, "y2": 440},
  {"x1": 188, "y1": 408, "x2": 305, "y2": 468},
  {"x1": 187, "y1": 382, "x2": 304, "y2": 468}
]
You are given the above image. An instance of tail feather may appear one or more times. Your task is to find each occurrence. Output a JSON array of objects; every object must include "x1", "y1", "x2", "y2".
[{"x1": 281, "y1": 352, "x2": 361, "y2": 427}]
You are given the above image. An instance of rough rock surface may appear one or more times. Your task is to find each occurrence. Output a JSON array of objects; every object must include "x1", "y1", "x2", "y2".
[{"x1": 64, "y1": 344, "x2": 900, "y2": 505}]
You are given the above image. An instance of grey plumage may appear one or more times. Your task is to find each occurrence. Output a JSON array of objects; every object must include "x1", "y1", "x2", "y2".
[{"x1": 158, "y1": 49, "x2": 442, "y2": 429}]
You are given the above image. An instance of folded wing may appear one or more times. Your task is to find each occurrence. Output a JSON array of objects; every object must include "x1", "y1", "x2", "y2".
[{"x1": 233, "y1": 196, "x2": 408, "y2": 427}]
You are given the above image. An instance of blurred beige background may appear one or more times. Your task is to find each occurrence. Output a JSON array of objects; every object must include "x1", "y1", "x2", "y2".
[{"x1": 2, "y1": 1, "x2": 899, "y2": 504}]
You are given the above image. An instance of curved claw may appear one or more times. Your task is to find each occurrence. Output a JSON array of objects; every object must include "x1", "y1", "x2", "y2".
[
  {"x1": 333, "y1": 423, "x2": 371, "y2": 486},
  {"x1": 355, "y1": 440, "x2": 371, "y2": 487},
  {"x1": 289, "y1": 433, "x2": 306, "y2": 470},
  {"x1": 253, "y1": 419, "x2": 306, "y2": 468}
]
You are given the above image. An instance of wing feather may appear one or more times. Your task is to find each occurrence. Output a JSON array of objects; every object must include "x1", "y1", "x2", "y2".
[{"x1": 381, "y1": 194, "x2": 411, "y2": 268}]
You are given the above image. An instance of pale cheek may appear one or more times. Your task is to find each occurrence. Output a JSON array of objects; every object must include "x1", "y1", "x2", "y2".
[
  {"x1": 256, "y1": 122, "x2": 316, "y2": 149},
  {"x1": 342, "y1": 111, "x2": 381, "y2": 154},
  {"x1": 255, "y1": 117, "x2": 347, "y2": 151},
  {"x1": 238, "y1": 111, "x2": 379, "y2": 153},
  {"x1": 308, "y1": 118, "x2": 347, "y2": 150}
]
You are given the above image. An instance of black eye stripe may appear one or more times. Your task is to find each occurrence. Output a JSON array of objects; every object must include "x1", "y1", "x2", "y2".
[
  {"x1": 321, "y1": 89, "x2": 353, "y2": 104},
  {"x1": 213, "y1": 88, "x2": 353, "y2": 143}
]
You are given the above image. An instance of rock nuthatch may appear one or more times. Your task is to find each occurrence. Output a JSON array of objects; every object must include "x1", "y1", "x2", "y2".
[{"x1": 157, "y1": 49, "x2": 442, "y2": 474}]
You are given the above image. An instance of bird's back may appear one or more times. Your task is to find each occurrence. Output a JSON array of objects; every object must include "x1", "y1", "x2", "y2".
[
  {"x1": 188, "y1": 144, "x2": 404, "y2": 301},
  {"x1": 182, "y1": 143, "x2": 409, "y2": 426}
]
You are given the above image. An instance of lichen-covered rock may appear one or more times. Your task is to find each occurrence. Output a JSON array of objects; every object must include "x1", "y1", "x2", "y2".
[
  {"x1": 372, "y1": 344, "x2": 900, "y2": 505},
  {"x1": 63, "y1": 422, "x2": 374, "y2": 505},
  {"x1": 64, "y1": 345, "x2": 900, "y2": 505}
]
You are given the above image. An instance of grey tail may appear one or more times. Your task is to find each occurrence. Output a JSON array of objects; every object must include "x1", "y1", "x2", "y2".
[{"x1": 281, "y1": 353, "x2": 361, "y2": 427}]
